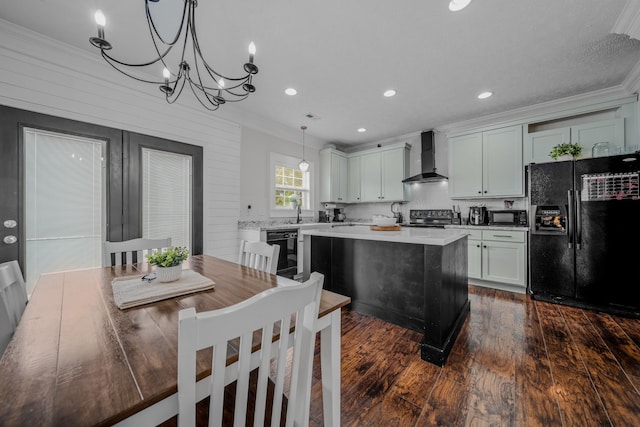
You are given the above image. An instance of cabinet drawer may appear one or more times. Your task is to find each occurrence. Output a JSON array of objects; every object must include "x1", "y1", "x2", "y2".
[
  {"x1": 466, "y1": 229, "x2": 482, "y2": 240},
  {"x1": 481, "y1": 230, "x2": 525, "y2": 243}
]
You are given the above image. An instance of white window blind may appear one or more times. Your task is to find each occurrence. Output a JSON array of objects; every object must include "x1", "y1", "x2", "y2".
[
  {"x1": 24, "y1": 129, "x2": 105, "y2": 295},
  {"x1": 142, "y1": 148, "x2": 192, "y2": 250}
]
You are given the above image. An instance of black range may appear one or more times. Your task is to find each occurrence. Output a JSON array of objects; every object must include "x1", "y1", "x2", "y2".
[{"x1": 405, "y1": 209, "x2": 454, "y2": 228}]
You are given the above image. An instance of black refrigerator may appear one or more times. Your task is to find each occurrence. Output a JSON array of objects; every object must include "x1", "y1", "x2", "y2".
[{"x1": 528, "y1": 152, "x2": 640, "y2": 317}]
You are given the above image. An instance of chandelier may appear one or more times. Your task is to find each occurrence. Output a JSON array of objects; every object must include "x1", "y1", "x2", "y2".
[{"x1": 89, "y1": 0, "x2": 258, "y2": 111}]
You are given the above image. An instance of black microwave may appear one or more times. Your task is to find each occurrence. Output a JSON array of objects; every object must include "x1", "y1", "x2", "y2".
[{"x1": 488, "y1": 210, "x2": 528, "y2": 226}]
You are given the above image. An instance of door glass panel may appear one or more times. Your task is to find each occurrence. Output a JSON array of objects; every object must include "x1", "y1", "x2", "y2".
[
  {"x1": 24, "y1": 129, "x2": 105, "y2": 294},
  {"x1": 142, "y1": 148, "x2": 192, "y2": 250}
]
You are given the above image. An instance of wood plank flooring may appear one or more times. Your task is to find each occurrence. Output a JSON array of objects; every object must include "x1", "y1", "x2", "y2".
[{"x1": 306, "y1": 284, "x2": 640, "y2": 427}]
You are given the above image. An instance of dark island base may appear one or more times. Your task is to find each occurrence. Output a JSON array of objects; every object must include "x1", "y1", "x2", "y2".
[{"x1": 305, "y1": 234, "x2": 469, "y2": 366}]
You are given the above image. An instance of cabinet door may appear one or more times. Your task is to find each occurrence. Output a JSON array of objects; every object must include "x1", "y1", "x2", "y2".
[
  {"x1": 468, "y1": 239, "x2": 482, "y2": 279},
  {"x1": 329, "y1": 152, "x2": 347, "y2": 202},
  {"x1": 524, "y1": 127, "x2": 570, "y2": 164},
  {"x1": 449, "y1": 133, "x2": 483, "y2": 198},
  {"x1": 360, "y1": 152, "x2": 382, "y2": 202},
  {"x1": 481, "y1": 240, "x2": 526, "y2": 286},
  {"x1": 380, "y1": 148, "x2": 405, "y2": 201},
  {"x1": 571, "y1": 118, "x2": 624, "y2": 158},
  {"x1": 338, "y1": 153, "x2": 348, "y2": 202},
  {"x1": 348, "y1": 155, "x2": 361, "y2": 202},
  {"x1": 482, "y1": 125, "x2": 524, "y2": 197}
]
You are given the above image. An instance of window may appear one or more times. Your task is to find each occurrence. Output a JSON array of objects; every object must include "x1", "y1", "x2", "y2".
[
  {"x1": 270, "y1": 153, "x2": 312, "y2": 216},
  {"x1": 142, "y1": 148, "x2": 192, "y2": 249}
]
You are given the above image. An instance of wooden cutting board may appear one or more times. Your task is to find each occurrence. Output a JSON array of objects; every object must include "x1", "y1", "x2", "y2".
[{"x1": 370, "y1": 225, "x2": 401, "y2": 231}]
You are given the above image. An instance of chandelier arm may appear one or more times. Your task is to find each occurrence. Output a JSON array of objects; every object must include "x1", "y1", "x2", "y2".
[
  {"x1": 183, "y1": 65, "x2": 222, "y2": 107},
  {"x1": 189, "y1": 8, "x2": 252, "y2": 82},
  {"x1": 145, "y1": 0, "x2": 189, "y2": 47},
  {"x1": 101, "y1": 51, "x2": 168, "y2": 84},
  {"x1": 100, "y1": 45, "x2": 174, "y2": 69},
  {"x1": 165, "y1": 77, "x2": 187, "y2": 104},
  {"x1": 187, "y1": 79, "x2": 222, "y2": 111}
]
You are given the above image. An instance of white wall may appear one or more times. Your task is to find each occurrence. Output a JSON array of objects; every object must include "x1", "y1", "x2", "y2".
[
  {"x1": 239, "y1": 126, "x2": 320, "y2": 221},
  {"x1": 0, "y1": 20, "x2": 242, "y2": 261}
]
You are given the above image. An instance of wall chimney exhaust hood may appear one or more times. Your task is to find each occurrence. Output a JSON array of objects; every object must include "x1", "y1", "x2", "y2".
[{"x1": 402, "y1": 130, "x2": 448, "y2": 183}]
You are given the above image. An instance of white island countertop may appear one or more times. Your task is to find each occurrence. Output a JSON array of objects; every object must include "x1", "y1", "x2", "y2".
[{"x1": 301, "y1": 225, "x2": 469, "y2": 246}]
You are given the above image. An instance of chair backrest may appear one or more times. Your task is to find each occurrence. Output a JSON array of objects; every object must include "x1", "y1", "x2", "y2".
[
  {"x1": 238, "y1": 240, "x2": 280, "y2": 274},
  {"x1": 103, "y1": 237, "x2": 172, "y2": 267},
  {"x1": 0, "y1": 260, "x2": 28, "y2": 357},
  {"x1": 177, "y1": 272, "x2": 324, "y2": 427}
]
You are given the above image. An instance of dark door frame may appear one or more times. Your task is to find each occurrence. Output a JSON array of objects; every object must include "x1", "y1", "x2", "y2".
[
  {"x1": 124, "y1": 131, "x2": 203, "y2": 255},
  {"x1": 0, "y1": 104, "x2": 203, "y2": 273}
]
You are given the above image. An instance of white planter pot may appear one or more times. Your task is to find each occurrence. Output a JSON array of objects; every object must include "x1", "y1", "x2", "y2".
[
  {"x1": 156, "y1": 265, "x2": 183, "y2": 283},
  {"x1": 556, "y1": 154, "x2": 574, "y2": 161}
]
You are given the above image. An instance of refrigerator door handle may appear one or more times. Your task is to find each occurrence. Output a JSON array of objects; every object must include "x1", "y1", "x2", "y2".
[
  {"x1": 567, "y1": 190, "x2": 573, "y2": 249},
  {"x1": 575, "y1": 191, "x2": 582, "y2": 250}
]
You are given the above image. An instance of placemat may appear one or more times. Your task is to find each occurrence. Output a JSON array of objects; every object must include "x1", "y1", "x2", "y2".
[{"x1": 112, "y1": 269, "x2": 215, "y2": 309}]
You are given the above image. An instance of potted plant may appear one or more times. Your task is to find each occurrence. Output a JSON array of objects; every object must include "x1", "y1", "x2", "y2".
[
  {"x1": 146, "y1": 246, "x2": 189, "y2": 282},
  {"x1": 549, "y1": 143, "x2": 582, "y2": 161}
]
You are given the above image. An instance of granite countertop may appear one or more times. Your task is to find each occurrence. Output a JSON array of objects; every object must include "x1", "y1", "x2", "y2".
[
  {"x1": 445, "y1": 224, "x2": 530, "y2": 232},
  {"x1": 238, "y1": 220, "x2": 373, "y2": 231},
  {"x1": 301, "y1": 225, "x2": 469, "y2": 246}
]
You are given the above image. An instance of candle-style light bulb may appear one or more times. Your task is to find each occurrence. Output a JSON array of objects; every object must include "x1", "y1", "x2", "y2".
[
  {"x1": 162, "y1": 67, "x2": 171, "y2": 83},
  {"x1": 94, "y1": 10, "x2": 106, "y2": 41},
  {"x1": 218, "y1": 78, "x2": 225, "y2": 89},
  {"x1": 248, "y1": 42, "x2": 256, "y2": 63},
  {"x1": 94, "y1": 10, "x2": 106, "y2": 27}
]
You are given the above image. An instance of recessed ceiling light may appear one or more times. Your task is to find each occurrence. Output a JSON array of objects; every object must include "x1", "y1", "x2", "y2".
[
  {"x1": 383, "y1": 89, "x2": 397, "y2": 97},
  {"x1": 357, "y1": 128, "x2": 366, "y2": 133},
  {"x1": 477, "y1": 91, "x2": 493, "y2": 99},
  {"x1": 285, "y1": 88, "x2": 297, "y2": 96},
  {"x1": 449, "y1": 0, "x2": 472, "y2": 12}
]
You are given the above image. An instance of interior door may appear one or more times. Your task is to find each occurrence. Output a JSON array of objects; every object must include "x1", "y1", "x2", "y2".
[{"x1": 0, "y1": 106, "x2": 123, "y2": 279}]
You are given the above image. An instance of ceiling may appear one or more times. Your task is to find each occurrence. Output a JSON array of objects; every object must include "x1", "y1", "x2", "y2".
[{"x1": 1, "y1": 0, "x2": 640, "y2": 147}]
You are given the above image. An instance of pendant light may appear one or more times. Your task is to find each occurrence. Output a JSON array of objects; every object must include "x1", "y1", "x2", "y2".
[{"x1": 299, "y1": 125, "x2": 310, "y2": 172}]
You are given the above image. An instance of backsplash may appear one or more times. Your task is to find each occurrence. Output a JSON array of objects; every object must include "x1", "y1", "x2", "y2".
[{"x1": 343, "y1": 181, "x2": 528, "y2": 222}]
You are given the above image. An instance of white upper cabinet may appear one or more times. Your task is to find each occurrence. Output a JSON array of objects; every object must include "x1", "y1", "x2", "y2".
[
  {"x1": 524, "y1": 127, "x2": 570, "y2": 164},
  {"x1": 320, "y1": 143, "x2": 409, "y2": 204},
  {"x1": 347, "y1": 155, "x2": 361, "y2": 202},
  {"x1": 525, "y1": 118, "x2": 624, "y2": 164},
  {"x1": 320, "y1": 149, "x2": 347, "y2": 203},
  {"x1": 449, "y1": 124, "x2": 524, "y2": 199},
  {"x1": 571, "y1": 118, "x2": 624, "y2": 157},
  {"x1": 360, "y1": 146, "x2": 409, "y2": 202}
]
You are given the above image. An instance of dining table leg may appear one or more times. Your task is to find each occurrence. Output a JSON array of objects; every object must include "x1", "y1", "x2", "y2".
[{"x1": 320, "y1": 309, "x2": 342, "y2": 427}]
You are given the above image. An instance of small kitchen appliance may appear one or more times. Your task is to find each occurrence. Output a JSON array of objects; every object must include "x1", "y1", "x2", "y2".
[
  {"x1": 333, "y1": 208, "x2": 345, "y2": 222},
  {"x1": 318, "y1": 211, "x2": 330, "y2": 223},
  {"x1": 407, "y1": 209, "x2": 454, "y2": 228},
  {"x1": 468, "y1": 206, "x2": 488, "y2": 225},
  {"x1": 488, "y1": 209, "x2": 528, "y2": 226}
]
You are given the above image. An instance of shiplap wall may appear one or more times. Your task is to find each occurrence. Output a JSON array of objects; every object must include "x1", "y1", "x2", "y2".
[{"x1": 0, "y1": 20, "x2": 241, "y2": 261}]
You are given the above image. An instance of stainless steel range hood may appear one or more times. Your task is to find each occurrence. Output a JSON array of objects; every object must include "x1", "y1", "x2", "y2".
[{"x1": 402, "y1": 130, "x2": 448, "y2": 183}]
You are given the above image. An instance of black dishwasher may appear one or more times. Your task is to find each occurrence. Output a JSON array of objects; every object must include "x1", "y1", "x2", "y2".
[{"x1": 265, "y1": 229, "x2": 298, "y2": 279}]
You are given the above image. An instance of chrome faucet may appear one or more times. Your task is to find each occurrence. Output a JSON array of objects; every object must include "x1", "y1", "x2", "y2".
[{"x1": 294, "y1": 199, "x2": 302, "y2": 223}]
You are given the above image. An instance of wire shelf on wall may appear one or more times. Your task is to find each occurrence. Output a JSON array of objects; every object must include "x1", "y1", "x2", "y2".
[{"x1": 581, "y1": 172, "x2": 639, "y2": 201}]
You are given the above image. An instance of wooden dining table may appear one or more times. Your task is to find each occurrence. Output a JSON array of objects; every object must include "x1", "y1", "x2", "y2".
[{"x1": 0, "y1": 254, "x2": 350, "y2": 426}]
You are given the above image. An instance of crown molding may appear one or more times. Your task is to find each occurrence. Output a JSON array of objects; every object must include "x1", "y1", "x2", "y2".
[
  {"x1": 437, "y1": 86, "x2": 635, "y2": 136},
  {"x1": 612, "y1": 0, "x2": 640, "y2": 40}
]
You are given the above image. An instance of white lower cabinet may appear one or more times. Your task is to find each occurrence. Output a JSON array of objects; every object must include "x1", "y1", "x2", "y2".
[{"x1": 466, "y1": 229, "x2": 527, "y2": 292}]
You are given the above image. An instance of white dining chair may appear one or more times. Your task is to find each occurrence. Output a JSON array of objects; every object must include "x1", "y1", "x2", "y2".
[
  {"x1": 0, "y1": 260, "x2": 28, "y2": 357},
  {"x1": 238, "y1": 240, "x2": 280, "y2": 274},
  {"x1": 177, "y1": 272, "x2": 324, "y2": 427},
  {"x1": 103, "y1": 237, "x2": 172, "y2": 267}
]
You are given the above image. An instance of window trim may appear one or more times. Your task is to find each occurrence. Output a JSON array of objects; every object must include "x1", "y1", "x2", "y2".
[{"x1": 269, "y1": 152, "x2": 313, "y2": 218}]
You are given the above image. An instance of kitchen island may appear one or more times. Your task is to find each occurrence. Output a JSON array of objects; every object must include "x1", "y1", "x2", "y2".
[{"x1": 302, "y1": 225, "x2": 469, "y2": 366}]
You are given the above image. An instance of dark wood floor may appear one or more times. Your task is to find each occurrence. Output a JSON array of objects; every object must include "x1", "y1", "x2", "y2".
[{"x1": 306, "y1": 285, "x2": 640, "y2": 427}]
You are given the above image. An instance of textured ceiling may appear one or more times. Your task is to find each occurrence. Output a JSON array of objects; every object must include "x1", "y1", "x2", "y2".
[{"x1": 1, "y1": 0, "x2": 639, "y2": 146}]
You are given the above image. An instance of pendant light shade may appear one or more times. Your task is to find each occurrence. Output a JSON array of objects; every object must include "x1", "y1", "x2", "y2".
[{"x1": 299, "y1": 125, "x2": 309, "y2": 171}]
